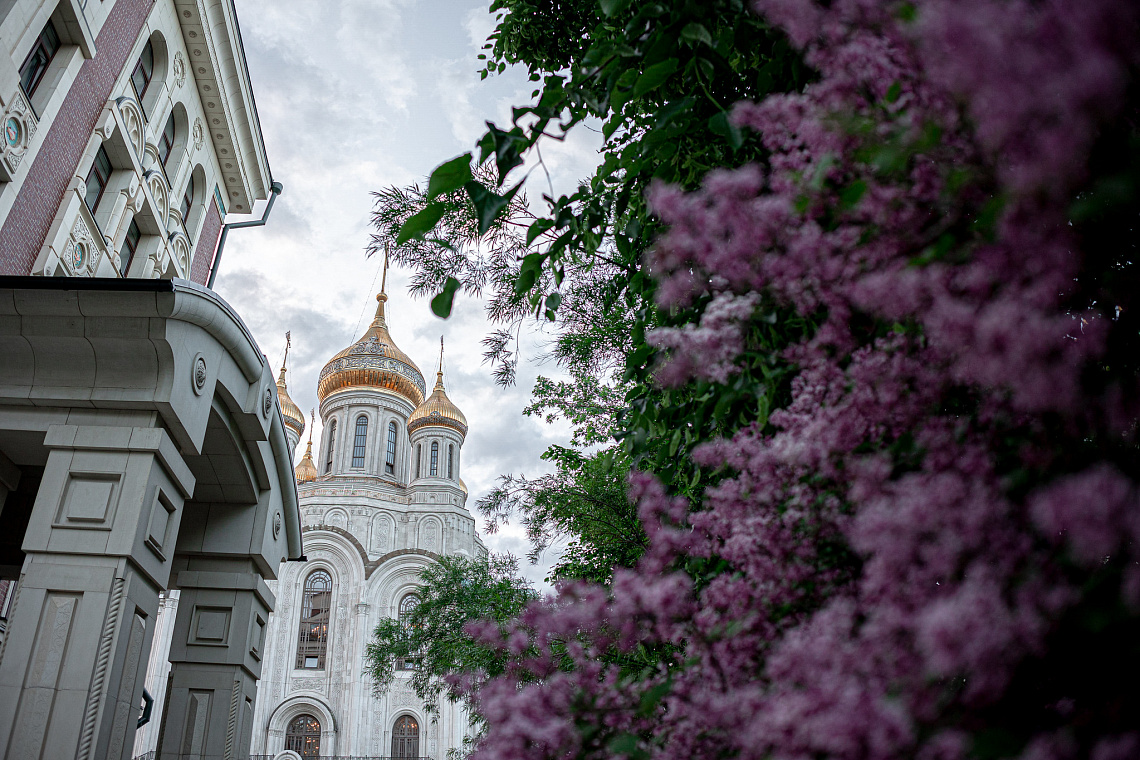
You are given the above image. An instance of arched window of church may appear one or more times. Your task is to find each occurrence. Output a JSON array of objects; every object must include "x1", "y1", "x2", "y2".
[
  {"x1": 324, "y1": 419, "x2": 336, "y2": 473},
  {"x1": 285, "y1": 714, "x2": 321, "y2": 758},
  {"x1": 430, "y1": 441, "x2": 438, "y2": 477},
  {"x1": 415, "y1": 444, "x2": 421, "y2": 479},
  {"x1": 396, "y1": 594, "x2": 420, "y2": 670},
  {"x1": 386, "y1": 421, "x2": 398, "y2": 475},
  {"x1": 295, "y1": 570, "x2": 331, "y2": 669},
  {"x1": 391, "y1": 715, "x2": 419, "y2": 758},
  {"x1": 352, "y1": 415, "x2": 368, "y2": 468},
  {"x1": 448, "y1": 444, "x2": 454, "y2": 479}
]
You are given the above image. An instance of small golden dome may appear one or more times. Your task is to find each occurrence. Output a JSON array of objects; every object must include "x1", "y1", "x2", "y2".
[
  {"x1": 277, "y1": 364, "x2": 305, "y2": 440},
  {"x1": 408, "y1": 370, "x2": 467, "y2": 437},
  {"x1": 459, "y1": 477, "x2": 468, "y2": 495},
  {"x1": 317, "y1": 293, "x2": 426, "y2": 406},
  {"x1": 295, "y1": 439, "x2": 318, "y2": 484}
]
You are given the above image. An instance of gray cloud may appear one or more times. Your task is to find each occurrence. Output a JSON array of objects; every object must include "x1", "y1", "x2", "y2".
[{"x1": 221, "y1": 0, "x2": 602, "y2": 587}]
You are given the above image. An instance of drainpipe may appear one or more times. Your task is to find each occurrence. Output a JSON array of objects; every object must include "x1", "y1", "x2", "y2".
[{"x1": 206, "y1": 180, "x2": 283, "y2": 289}]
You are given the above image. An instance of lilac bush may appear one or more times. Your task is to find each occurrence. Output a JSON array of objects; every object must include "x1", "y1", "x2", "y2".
[{"x1": 461, "y1": 1, "x2": 1140, "y2": 759}]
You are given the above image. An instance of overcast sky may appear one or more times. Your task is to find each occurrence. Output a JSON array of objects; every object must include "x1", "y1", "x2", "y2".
[{"x1": 218, "y1": 0, "x2": 603, "y2": 585}]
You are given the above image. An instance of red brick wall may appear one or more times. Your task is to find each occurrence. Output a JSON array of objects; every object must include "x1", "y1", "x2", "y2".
[
  {"x1": 0, "y1": 0, "x2": 156, "y2": 275},
  {"x1": 189, "y1": 196, "x2": 222, "y2": 285}
]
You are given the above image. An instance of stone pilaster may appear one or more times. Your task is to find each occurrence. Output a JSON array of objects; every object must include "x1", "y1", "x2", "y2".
[
  {"x1": 158, "y1": 558, "x2": 274, "y2": 760},
  {"x1": 0, "y1": 423, "x2": 194, "y2": 760}
]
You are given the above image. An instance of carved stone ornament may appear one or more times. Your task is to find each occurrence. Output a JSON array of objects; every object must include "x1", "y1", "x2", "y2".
[
  {"x1": 0, "y1": 87, "x2": 38, "y2": 180},
  {"x1": 61, "y1": 214, "x2": 99, "y2": 276},
  {"x1": 193, "y1": 117, "x2": 204, "y2": 151},
  {"x1": 145, "y1": 170, "x2": 169, "y2": 225},
  {"x1": 115, "y1": 96, "x2": 145, "y2": 160},
  {"x1": 273, "y1": 510, "x2": 282, "y2": 538},
  {"x1": 192, "y1": 354, "x2": 207, "y2": 395},
  {"x1": 173, "y1": 52, "x2": 186, "y2": 89},
  {"x1": 289, "y1": 677, "x2": 325, "y2": 693},
  {"x1": 170, "y1": 231, "x2": 190, "y2": 276},
  {"x1": 263, "y1": 386, "x2": 273, "y2": 417}
]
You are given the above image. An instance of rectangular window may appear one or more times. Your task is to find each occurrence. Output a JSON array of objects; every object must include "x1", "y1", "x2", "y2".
[
  {"x1": 119, "y1": 218, "x2": 141, "y2": 275},
  {"x1": 430, "y1": 442, "x2": 438, "y2": 477},
  {"x1": 131, "y1": 41, "x2": 154, "y2": 105},
  {"x1": 351, "y1": 415, "x2": 368, "y2": 468},
  {"x1": 84, "y1": 145, "x2": 112, "y2": 214},
  {"x1": 19, "y1": 21, "x2": 60, "y2": 103}
]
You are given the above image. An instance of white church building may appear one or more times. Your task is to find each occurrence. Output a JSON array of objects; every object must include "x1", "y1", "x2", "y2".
[{"x1": 136, "y1": 283, "x2": 485, "y2": 760}]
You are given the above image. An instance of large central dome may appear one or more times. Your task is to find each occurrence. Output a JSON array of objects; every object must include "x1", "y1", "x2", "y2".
[{"x1": 317, "y1": 292, "x2": 426, "y2": 405}]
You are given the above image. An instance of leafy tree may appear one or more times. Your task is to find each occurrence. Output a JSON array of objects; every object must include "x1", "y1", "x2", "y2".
[
  {"x1": 477, "y1": 445, "x2": 641, "y2": 584},
  {"x1": 365, "y1": 554, "x2": 538, "y2": 718}
]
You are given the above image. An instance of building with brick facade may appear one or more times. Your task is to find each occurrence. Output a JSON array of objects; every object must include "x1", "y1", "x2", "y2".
[{"x1": 0, "y1": 2, "x2": 300, "y2": 760}]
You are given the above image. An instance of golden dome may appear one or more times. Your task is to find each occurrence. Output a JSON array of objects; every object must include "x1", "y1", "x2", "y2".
[
  {"x1": 277, "y1": 364, "x2": 305, "y2": 440},
  {"x1": 316, "y1": 293, "x2": 426, "y2": 406},
  {"x1": 459, "y1": 477, "x2": 468, "y2": 495},
  {"x1": 408, "y1": 370, "x2": 467, "y2": 437},
  {"x1": 295, "y1": 439, "x2": 318, "y2": 483}
]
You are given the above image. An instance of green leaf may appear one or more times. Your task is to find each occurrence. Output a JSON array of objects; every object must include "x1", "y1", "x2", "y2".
[
  {"x1": 426, "y1": 154, "x2": 473, "y2": 200},
  {"x1": 608, "y1": 734, "x2": 640, "y2": 755},
  {"x1": 599, "y1": 0, "x2": 631, "y2": 17},
  {"x1": 430, "y1": 277, "x2": 462, "y2": 319},
  {"x1": 516, "y1": 252, "x2": 545, "y2": 295},
  {"x1": 465, "y1": 181, "x2": 521, "y2": 237},
  {"x1": 638, "y1": 681, "x2": 670, "y2": 714},
  {"x1": 632, "y1": 59, "x2": 678, "y2": 99},
  {"x1": 885, "y1": 82, "x2": 902, "y2": 104},
  {"x1": 397, "y1": 203, "x2": 447, "y2": 244},
  {"x1": 526, "y1": 218, "x2": 554, "y2": 246},
  {"x1": 708, "y1": 112, "x2": 743, "y2": 150},
  {"x1": 545, "y1": 292, "x2": 562, "y2": 311},
  {"x1": 839, "y1": 180, "x2": 867, "y2": 210},
  {"x1": 680, "y1": 23, "x2": 712, "y2": 47}
]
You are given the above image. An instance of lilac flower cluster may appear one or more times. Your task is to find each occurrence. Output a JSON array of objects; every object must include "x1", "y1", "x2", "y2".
[{"x1": 464, "y1": 2, "x2": 1139, "y2": 759}]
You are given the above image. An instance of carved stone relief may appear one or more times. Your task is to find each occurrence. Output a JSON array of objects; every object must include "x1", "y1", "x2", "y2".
[
  {"x1": 0, "y1": 87, "x2": 37, "y2": 180},
  {"x1": 61, "y1": 213, "x2": 100, "y2": 276}
]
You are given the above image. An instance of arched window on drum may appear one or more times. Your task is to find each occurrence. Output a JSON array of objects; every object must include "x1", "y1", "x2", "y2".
[
  {"x1": 385, "y1": 420, "x2": 398, "y2": 475},
  {"x1": 285, "y1": 714, "x2": 321, "y2": 758},
  {"x1": 391, "y1": 715, "x2": 419, "y2": 759},
  {"x1": 296, "y1": 570, "x2": 331, "y2": 669},
  {"x1": 429, "y1": 441, "x2": 438, "y2": 477},
  {"x1": 351, "y1": 414, "x2": 368, "y2": 468},
  {"x1": 324, "y1": 419, "x2": 336, "y2": 473}
]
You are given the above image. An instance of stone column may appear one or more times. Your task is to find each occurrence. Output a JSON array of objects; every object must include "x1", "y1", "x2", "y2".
[
  {"x1": 0, "y1": 423, "x2": 195, "y2": 760},
  {"x1": 158, "y1": 558, "x2": 274, "y2": 760}
]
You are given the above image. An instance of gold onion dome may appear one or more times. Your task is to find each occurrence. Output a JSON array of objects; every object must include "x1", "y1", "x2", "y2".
[
  {"x1": 276, "y1": 363, "x2": 305, "y2": 440},
  {"x1": 316, "y1": 292, "x2": 426, "y2": 406},
  {"x1": 459, "y1": 477, "x2": 468, "y2": 495},
  {"x1": 408, "y1": 370, "x2": 468, "y2": 438},
  {"x1": 295, "y1": 440, "x2": 318, "y2": 484}
]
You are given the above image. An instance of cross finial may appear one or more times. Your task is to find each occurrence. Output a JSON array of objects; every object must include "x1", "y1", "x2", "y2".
[
  {"x1": 278, "y1": 331, "x2": 291, "y2": 383},
  {"x1": 308, "y1": 408, "x2": 315, "y2": 444},
  {"x1": 380, "y1": 244, "x2": 389, "y2": 296},
  {"x1": 439, "y1": 335, "x2": 444, "y2": 374}
]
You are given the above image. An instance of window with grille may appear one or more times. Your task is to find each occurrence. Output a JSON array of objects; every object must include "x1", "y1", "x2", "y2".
[
  {"x1": 285, "y1": 714, "x2": 321, "y2": 758},
  {"x1": 158, "y1": 114, "x2": 175, "y2": 166},
  {"x1": 391, "y1": 715, "x2": 419, "y2": 758},
  {"x1": 385, "y1": 421, "x2": 397, "y2": 475},
  {"x1": 351, "y1": 415, "x2": 368, "y2": 468},
  {"x1": 84, "y1": 145, "x2": 112, "y2": 214},
  {"x1": 120, "y1": 219, "x2": 141, "y2": 275},
  {"x1": 430, "y1": 442, "x2": 438, "y2": 476},
  {"x1": 131, "y1": 40, "x2": 154, "y2": 105},
  {"x1": 324, "y1": 420, "x2": 336, "y2": 473},
  {"x1": 448, "y1": 444, "x2": 454, "y2": 479},
  {"x1": 19, "y1": 21, "x2": 59, "y2": 103},
  {"x1": 295, "y1": 570, "x2": 331, "y2": 669}
]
